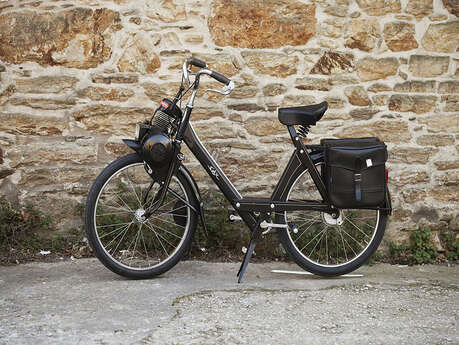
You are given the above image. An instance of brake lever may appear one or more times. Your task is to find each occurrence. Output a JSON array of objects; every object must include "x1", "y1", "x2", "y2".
[{"x1": 206, "y1": 80, "x2": 235, "y2": 95}]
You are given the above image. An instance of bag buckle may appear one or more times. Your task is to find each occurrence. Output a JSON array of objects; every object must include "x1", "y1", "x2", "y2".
[{"x1": 354, "y1": 173, "x2": 362, "y2": 182}]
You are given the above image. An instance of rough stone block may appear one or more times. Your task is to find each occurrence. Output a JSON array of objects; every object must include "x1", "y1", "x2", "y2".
[
  {"x1": 357, "y1": 57, "x2": 399, "y2": 81},
  {"x1": 209, "y1": 0, "x2": 316, "y2": 48},
  {"x1": 409, "y1": 55, "x2": 449, "y2": 77}
]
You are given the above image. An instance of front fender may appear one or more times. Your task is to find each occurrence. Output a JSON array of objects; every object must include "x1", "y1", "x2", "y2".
[
  {"x1": 122, "y1": 139, "x2": 141, "y2": 153},
  {"x1": 178, "y1": 164, "x2": 202, "y2": 203}
]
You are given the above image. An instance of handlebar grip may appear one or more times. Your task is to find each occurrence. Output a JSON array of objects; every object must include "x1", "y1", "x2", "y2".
[
  {"x1": 210, "y1": 71, "x2": 231, "y2": 86},
  {"x1": 187, "y1": 57, "x2": 207, "y2": 68}
]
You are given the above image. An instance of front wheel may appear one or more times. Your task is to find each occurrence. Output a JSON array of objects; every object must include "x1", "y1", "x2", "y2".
[
  {"x1": 85, "y1": 153, "x2": 198, "y2": 279},
  {"x1": 276, "y1": 162, "x2": 387, "y2": 277}
]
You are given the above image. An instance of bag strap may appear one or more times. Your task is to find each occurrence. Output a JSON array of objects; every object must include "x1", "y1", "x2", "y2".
[{"x1": 354, "y1": 156, "x2": 362, "y2": 201}]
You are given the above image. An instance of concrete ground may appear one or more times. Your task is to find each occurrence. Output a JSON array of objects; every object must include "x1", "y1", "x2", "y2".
[{"x1": 0, "y1": 259, "x2": 458, "y2": 345}]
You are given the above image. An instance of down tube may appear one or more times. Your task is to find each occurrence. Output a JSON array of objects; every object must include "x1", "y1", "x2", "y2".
[
  {"x1": 183, "y1": 124, "x2": 242, "y2": 204},
  {"x1": 182, "y1": 124, "x2": 259, "y2": 230}
]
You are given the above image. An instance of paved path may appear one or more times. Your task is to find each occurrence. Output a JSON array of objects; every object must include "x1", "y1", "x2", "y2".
[{"x1": 0, "y1": 259, "x2": 458, "y2": 344}]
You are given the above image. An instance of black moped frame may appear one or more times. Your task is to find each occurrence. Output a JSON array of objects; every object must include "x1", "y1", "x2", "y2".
[{"x1": 125, "y1": 69, "x2": 390, "y2": 282}]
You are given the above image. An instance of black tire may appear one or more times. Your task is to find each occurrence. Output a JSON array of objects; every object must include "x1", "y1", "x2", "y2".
[
  {"x1": 85, "y1": 153, "x2": 198, "y2": 279},
  {"x1": 276, "y1": 162, "x2": 387, "y2": 277}
]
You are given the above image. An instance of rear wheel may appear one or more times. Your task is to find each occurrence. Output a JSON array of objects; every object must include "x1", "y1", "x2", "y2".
[
  {"x1": 277, "y1": 162, "x2": 387, "y2": 276},
  {"x1": 85, "y1": 153, "x2": 198, "y2": 279}
]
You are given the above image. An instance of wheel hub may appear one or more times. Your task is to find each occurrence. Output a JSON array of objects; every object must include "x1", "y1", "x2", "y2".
[
  {"x1": 323, "y1": 211, "x2": 343, "y2": 225},
  {"x1": 134, "y1": 209, "x2": 146, "y2": 223}
]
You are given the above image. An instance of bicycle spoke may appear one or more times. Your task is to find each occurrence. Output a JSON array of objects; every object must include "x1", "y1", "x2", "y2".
[
  {"x1": 91, "y1": 160, "x2": 193, "y2": 273},
  {"x1": 144, "y1": 223, "x2": 169, "y2": 257},
  {"x1": 307, "y1": 227, "x2": 327, "y2": 258},
  {"x1": 299, "y1": 226, "x2": 326, "y2": 252},
  {"x1": 149, "y1": 215, "x2": 186, "y2": 229},
  {"x1": 97, "y1": 210, "x2": 133, "y2": 217},
  {"x1": 97, "y1": 222, "x2": 132, "y2": 229},
  {"x1": 294, "y1": 220, "x2": 322, "y2": 244},
  {"x1": 130, "y1": 226, "x2": 142, "y2": 266},
  {"x1": 124, "y1": 170, "x2": 143, "y2": 207},
  {"x1": 107, "y1": 222, "x2": 132, "y2": 255},
  {"x1": 145, "y1": 219, "x2": 182, "y2": 239},
  {"x1": 340, "y1": 227, "x2": 365, "y2": 250},
  {"x1": 99, "y1": 223, "x2": 132, "y2": 239},
  {"x1": 343, "y1": 215, "x2": 371, "y2": 239},
  {"x1": 338, "y1": 227, "x2": 349, "y2": 262},
  {"x1": 140, "y1": 227, "x2": 152, "y2": 266}
]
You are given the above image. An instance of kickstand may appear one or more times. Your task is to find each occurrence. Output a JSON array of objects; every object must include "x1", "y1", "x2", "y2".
[{"x1": 236, "y1": 218, "x2": 263, "y2": 283}]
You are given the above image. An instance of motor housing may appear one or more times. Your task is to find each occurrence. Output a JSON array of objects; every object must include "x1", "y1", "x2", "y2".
[{"x1": 141, "y1": 128, "x2": 173, "y2": 181}]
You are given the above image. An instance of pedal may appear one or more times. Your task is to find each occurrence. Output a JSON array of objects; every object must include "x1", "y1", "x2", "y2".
[{"x1": 229, "y1": 214, "x2": 242, "y2": 222}]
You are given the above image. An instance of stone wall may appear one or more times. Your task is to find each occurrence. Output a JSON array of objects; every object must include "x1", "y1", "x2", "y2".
[{"x1": 0, "y1": 0, "x2": 457, "y2": 246}]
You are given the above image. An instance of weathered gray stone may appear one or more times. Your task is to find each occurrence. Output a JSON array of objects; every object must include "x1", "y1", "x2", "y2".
[
  {"x1": 434, "y1": 160, "x2": 459, "y2": 170},
  {"x1": 91, "y1": 73, "x2": 139, "y2": 84},
  {"x1": 442, "y1": 95, "x2": 459, "y2": 112},
  {"x1": 356, "y1": 0, "x2": 401, "y2": 16},
  {"x1": 9, "y1": 97, "x2": 76, "y2": 110},
  {"x1": 422, "y1": 22, "x2": 459, "y2": 53},
  {"x1": 7, "y1": 136, "x2": 97, "y2": 167},
  {"x1": 0, "y1": 84, "x2": 15, "y2": 106},
  {"x1": 228, "y1": 103, "x2": 265, "y2": 113},
  {"x1": 388, "y1": 95, "x2": 437, "y2": 113},
  {"x1": 14, "y1": 76, "x2": 79, "y2": 93},
  {"x1": 394, "y1": 81, "x2": 436, "y2": 93},
  {"x1": 390, "y1": 147, "x2": 439, "y2": 164},
  {"x1": 319, "y1": 18, "x2": 345, "y2": 38},
  {"x1": 345, "y1": 86, "x2": 371, "y2": 106},
  {"x1": 405, "y1": 0, "x2": 433, "y2": 19},
  {"x1": 367, "y1": 83, "x2": 392, "y2": 92},
  {"x1": 242, "y1": 52, "x2": 298, "y2": 77},
  {"x1": 295, "y1": 78, "x2": 330, "y2": 91},
  {"x1": 349, "y1": 107, "x2": 379, "y2": 120},
  {"x1": 73, "y1": 105, "x2": 154, "y2": 136},
  {"x1": 0, "y1": 112, "x2": 67, "y2": 135},
  {"x1": 418, "y1": 114, "x2": 458, "y2": 133},
  {"x1": 344, "y1": 19, "x2": 381, "y2": 52},
  {"x1": 416, "y1": 134, "x2": 455, "y2": 146},
  {"x1": 372, "y1": 95, "x2": 389, "y2": 106},
  {"x1": 324, "y1": 5, "x2": 348, "y2": 17},
  {"x1": 409, "y1": 55, "x2": 449, "y2": 77},
  {"x1": 117, "y1": 33, "x2": 161, "y2": 73},
  {"x1": 357, "y1": 57, "x2": 399, "y2": 81},
  {"x1": 337, "y1": 120, "x2": 411, "y2": 143},
  {"x1": 438, "y1": 81, "x2": 459, "y2": 94},
  {"x1": 78, "y1": 87, "x2": 134, "y2": 102},
  {"x1": 263, "y1": 84, "x2": 287, "y2": 97},
  {"x1": 244, "y1": 116, "x2": 284, "y2": 136}
]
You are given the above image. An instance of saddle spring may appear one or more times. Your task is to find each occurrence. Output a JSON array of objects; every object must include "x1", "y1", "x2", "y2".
[{"x1": 297, "y1": 125, "x2": 311, "y2": 138}]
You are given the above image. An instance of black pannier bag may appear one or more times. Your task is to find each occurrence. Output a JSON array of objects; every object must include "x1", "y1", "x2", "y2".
[{"x1": 321, "y1": 138, "x2": 387, "y2": 209}]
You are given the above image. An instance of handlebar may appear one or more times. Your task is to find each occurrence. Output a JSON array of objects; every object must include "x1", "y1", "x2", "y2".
[
  {"x1": 182, "y1": 58, "x2": 234, "y2": 94},
  {"x1": 186, "y1": 57, "x2": 207, "y2": 69}
]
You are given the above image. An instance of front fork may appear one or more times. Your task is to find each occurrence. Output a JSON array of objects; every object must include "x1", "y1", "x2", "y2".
[{"x1": 143, "y1": 140, "x2": 184, "y2": 217}]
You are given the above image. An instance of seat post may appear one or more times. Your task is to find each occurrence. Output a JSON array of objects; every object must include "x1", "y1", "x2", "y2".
[{"x1": 287, "y1": 126, "x2": 330, "y2": 204}]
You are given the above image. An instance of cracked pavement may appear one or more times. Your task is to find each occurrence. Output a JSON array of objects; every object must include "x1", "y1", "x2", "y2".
[{"x1": 0, "y1": 259, "x2": 458, "y2": 344}]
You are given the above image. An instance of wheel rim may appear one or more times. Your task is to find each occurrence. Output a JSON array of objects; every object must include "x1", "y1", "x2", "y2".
[
  {"x1": 93, "y1": 163, "x2": 191, "y2": 271},
  {"x1": 284, "y1": 164, "x2": 380, "y2": 268}
]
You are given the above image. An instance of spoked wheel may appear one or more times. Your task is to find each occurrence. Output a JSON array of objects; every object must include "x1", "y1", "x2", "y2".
[
  {"x1": 85, "y1": 153, "x2": 198, "y2": 279},
  {"x1": 277, "y1": 162, "x2": 387, "y2": 276}
]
